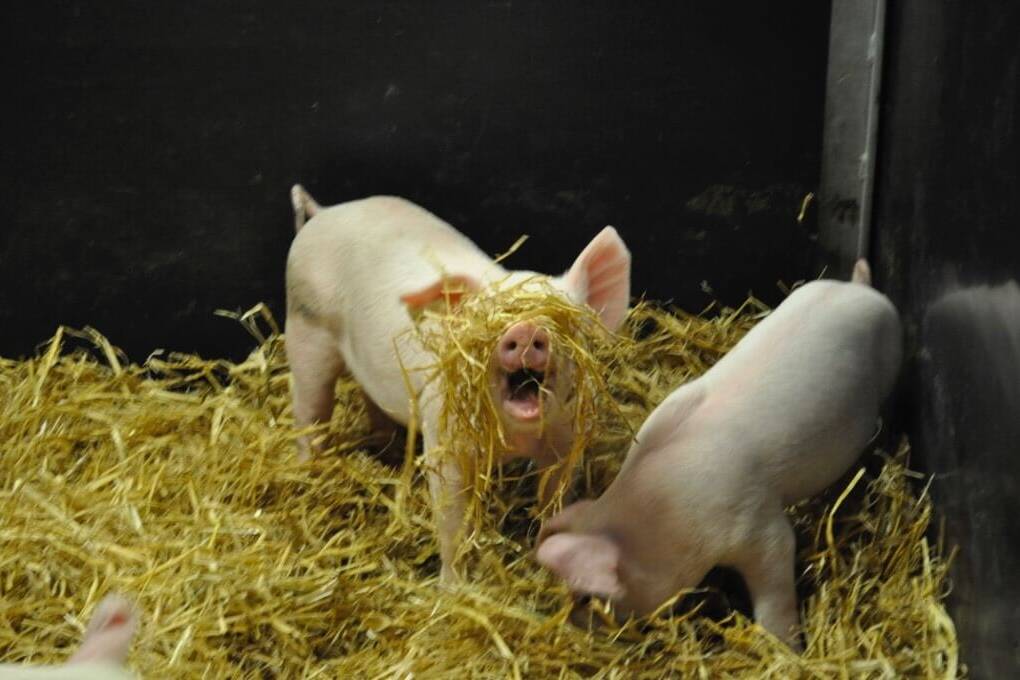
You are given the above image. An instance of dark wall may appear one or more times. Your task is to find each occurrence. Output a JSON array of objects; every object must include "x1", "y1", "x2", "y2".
[
  {"x1": 0, "y1": 2, "x2": 831, "y2": 360},
  {"x1": 872, "y1": 2, "x2": 1020, "y2": 677}
]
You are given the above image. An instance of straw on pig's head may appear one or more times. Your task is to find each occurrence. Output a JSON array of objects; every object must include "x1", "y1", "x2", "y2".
[{"x1": 399, "y1": 229, "x2": 632, "y2": 515}]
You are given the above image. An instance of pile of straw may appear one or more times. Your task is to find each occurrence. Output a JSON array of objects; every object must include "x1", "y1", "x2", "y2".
[{"x1": 0, "y1": 300, "x2": 959, "y2": 678}]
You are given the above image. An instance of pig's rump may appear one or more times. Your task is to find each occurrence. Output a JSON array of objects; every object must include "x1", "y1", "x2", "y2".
[{"x1": 691, "y1": 280, "x2": 901, "y2": 502}]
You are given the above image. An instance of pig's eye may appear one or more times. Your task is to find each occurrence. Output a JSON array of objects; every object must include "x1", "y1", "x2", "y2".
[{"x1": 574, "y1": 594, "x2": 592, "y2": 607}]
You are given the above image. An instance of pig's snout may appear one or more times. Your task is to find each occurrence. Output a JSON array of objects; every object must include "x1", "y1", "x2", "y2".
[{"x1": 498, "y1": 322, "x2": 550, "y2": 372}]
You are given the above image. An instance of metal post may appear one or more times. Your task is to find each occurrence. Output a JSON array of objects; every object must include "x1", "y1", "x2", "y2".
[{"x1": 818, "y1": 0, "x2": 886, "y2": 277}]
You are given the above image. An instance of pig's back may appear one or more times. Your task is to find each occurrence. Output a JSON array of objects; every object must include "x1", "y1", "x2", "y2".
[
  {"x1": 288, "y1": 196, "x2": 496, "y2": 299},
  {"x1": 699, "y1": 280, "x2": 901, "y2": 502}
]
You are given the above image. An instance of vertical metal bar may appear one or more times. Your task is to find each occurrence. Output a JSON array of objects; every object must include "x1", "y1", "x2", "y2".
[{"x1": 818, "y1": 0, "x2": 886, "y2": 277}]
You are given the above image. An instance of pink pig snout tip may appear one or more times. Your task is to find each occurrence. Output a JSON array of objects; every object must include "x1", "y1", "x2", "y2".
[{"x1": 498, "y1": 322, "x2": 550, "y2": 371}]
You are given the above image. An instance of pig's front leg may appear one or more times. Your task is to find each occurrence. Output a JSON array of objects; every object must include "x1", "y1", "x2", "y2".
[
  {"x1": 425, "y1": 439, "x2": 474, "y2": 585},
  {"x1": 533, "y1": 425, "x2": 577, "y2": 511},
  {"x1": 733, "y1": 509, "x2": 802, "y2": 650}
]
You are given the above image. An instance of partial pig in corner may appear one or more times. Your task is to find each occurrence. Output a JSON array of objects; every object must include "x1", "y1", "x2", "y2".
[
  {"x1": 536, "y1": 260, "x2": 902, "y2": 649},
  {"x1": 0, "y1": 594, "x2": 138, "y2": 679},
  {"x1": 284, "y1": 185, "x2": 631, "y2": 583}
]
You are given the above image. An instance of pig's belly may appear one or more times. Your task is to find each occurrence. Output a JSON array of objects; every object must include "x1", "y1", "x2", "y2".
[
  {"x1": 336, "y1": 320, "x2": 423, "y2": 427},
  {"x1": 345, "y1": 360, "x2": 414, "y2": 426}
]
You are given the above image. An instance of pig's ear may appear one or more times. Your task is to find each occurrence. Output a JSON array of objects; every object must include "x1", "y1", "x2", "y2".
[
  {"x1": 400, "y1": 275, "x2": 480, "y2": 310},
  {"x1": 562, "y1": 226, "x2": 631, "y2": 330},
  {"x1": 68, "y1": 594, "x2": 138, "y2": 665},
  {"x1": 536, "y1": 532, "x2": 624, "y2": 599}
]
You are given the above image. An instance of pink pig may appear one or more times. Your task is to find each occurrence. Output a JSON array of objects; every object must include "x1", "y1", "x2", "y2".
[
  {"x1": 285, "y1": 186, "x2": 631, "y2": 582},
  {"x1": 0, "y1": 594, "x2": 138, "y2": 679},
  {"x1": 536, "y1": 260, "x2": 901, "y2": 647}
]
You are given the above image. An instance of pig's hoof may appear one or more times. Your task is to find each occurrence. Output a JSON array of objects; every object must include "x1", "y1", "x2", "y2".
[
  {"x1": 295, "y1": 440, "x2": 312, "y2": 463},
  {"x1": 438, "y1": 568, "x2": 462, "y2": 590}
]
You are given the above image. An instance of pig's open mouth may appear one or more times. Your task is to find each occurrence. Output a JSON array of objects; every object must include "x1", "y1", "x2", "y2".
[{"x1": 500, "y1": 368, "x2": 549, "y2": 421}]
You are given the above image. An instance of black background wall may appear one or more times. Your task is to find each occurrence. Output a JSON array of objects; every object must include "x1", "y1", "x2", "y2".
[
  {"x1": 871, "y1": 2, "x2": 1020, "y2": 677},
  {"x1": 0, "y1": 1, "x2": 830, "y2": 360}
]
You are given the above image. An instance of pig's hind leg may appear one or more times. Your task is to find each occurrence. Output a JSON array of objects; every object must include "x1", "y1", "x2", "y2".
[
  {"x1": 731, "y1": 508, "x2": 802, "y2": 650},
  {"x1": 286, "y1": 312, "x2": 344, "y2": 459}
]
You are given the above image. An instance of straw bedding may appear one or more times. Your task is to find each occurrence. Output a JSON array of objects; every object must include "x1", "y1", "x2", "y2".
[{"x1": 0, "y1": 297, "x2": 959, "y2": 678}]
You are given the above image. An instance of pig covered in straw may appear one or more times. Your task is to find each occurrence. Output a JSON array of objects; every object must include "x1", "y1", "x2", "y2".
[{"x1": 284, "y1": 187, "x2": 631, "y2": 582}]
